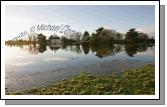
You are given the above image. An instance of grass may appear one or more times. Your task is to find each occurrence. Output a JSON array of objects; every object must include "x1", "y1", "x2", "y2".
[{"x1": 8, "y1": 64, "x2": 155, "y2": 95}]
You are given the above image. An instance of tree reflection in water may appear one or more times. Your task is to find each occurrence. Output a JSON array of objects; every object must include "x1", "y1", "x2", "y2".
[
  {"x1": 5, "y1": 43, "x2": 154, "y2": 58},
  {"x1": 124, "y1": 43, "x2": 154, "y2": 57}
]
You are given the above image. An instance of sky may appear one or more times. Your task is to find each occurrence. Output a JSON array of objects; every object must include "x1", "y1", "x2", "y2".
[{"x1": 5, "y1": 5, "x2": 155, "y2": 40}]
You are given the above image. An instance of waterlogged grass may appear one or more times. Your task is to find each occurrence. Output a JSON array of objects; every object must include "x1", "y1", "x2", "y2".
[{"x1": 9, "y1": 64, "x2": 154, "y2": 95}]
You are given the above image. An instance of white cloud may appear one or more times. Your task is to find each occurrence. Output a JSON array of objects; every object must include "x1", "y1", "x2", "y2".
[
  {"x1": 5, "y1": 16, "x2": 32, "y2": 39},
  {"x1": 136, "y1": 27, "x2": 155, "y2": 37}
]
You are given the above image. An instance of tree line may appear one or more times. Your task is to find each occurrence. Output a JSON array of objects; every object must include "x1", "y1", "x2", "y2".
[{"x1": 5, "y1": 27, "x2": 155, "y2": 45}]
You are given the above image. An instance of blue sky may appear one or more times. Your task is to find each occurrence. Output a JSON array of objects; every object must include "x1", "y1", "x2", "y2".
[{"x1": 5, "y1": 5, "x2": 155, "y2": 39}]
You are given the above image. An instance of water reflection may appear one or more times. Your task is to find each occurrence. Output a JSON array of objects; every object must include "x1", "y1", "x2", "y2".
[
  {"x1": 124, "y1": 43, "x2": 154, "y2": 57},
  {"x1": 81, "y1": 43, "x2": 90, "y2": 55},
  {"x1": 5, "y1": 43, "x2": 155, "y2": 92},
  {"x1": 5, "y1": 43, "x2": 154, "y2": 58}
]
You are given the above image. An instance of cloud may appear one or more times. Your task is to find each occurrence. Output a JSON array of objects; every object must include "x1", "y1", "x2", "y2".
[{"x1": 136, "y1": 27, "x2": 155, "y2": 37}]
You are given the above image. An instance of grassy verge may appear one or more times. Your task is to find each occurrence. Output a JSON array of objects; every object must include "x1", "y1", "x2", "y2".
[{"x1": 9, "y1": 64, "x2": 155, "y2": 95}]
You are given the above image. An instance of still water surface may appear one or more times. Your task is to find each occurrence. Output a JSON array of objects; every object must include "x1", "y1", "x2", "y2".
[{"x1": 5, "y1": 44, "x2": 155, "y2": 92}]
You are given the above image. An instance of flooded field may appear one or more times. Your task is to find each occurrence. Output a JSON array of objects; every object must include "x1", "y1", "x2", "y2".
[{"x1": 5, "y1": 43, "x2": 155, "y2": 93}]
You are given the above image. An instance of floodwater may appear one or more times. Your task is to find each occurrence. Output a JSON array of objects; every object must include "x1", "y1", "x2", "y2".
[{"x1": 5, "y1": 43, "x2": 155, "y2": 92}]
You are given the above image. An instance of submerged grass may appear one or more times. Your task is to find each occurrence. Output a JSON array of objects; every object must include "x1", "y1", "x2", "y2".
[{"x1": 9, "y1": 64, "x2": 155, "y2": 95}]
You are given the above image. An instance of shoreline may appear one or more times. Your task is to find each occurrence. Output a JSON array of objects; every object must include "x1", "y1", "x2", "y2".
[{"x1": 8, "y1": 64, "x2": 155, "y2": 95}]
